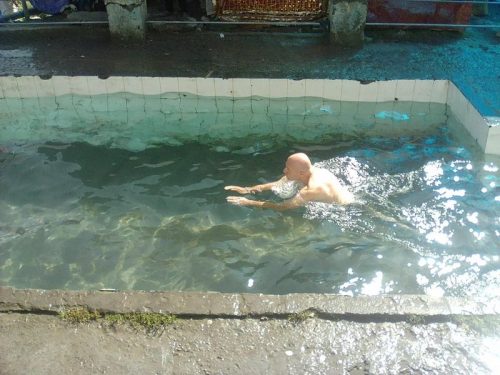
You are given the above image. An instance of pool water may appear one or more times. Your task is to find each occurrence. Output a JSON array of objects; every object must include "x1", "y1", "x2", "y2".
[{"x1": 0, "y1": 124, "x2": 498, "y2": 296}]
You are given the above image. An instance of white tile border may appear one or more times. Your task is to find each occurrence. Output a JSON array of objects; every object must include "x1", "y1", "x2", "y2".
[
  {"x1": 104, "y1": 76, "x2": 125, "y2": 95},
  {"x1": 395, "y1": 80, "x2": 415, "y2": 102},
  {"x1": 213, "y1": 78, "x2": 233, "y2": 98},
  {"x1": 159, "y1": 77, "x2": 179, "y2": 94},
  {"x1": 447, "y1": 82, "x2": 491, "y2": 153},
  {"x1": 376, "y1": 80, "x2": 397, "y2": 102},
  {"x1": 34, "y1": 76, "x2": 56, "y2": 97},
  {"x1": 287, "y1": 80, "x2": 306, "y2": 98},
  {"x1": 178, "y1": 77, "x2": 197, "y2": 96},
  {"x1": 431, "y1": 80, "x2": 448, "y2": 104},
  {"x1": 196, "y1": 77, "x2": 215, "y2": 97},
  {"x1": 86, "y1": 76, "x2": 107, "y2": 95},
  {"x1": 341, "y1": 80, "x2": 360, "y2": 102},
  {"x1": 322, "y1": 79, "x2": 342, "y2": 101},
  {"x1": 51, "y1": 76, "x2": 72, "y2": 96},
  {"x1": 69, "y1": 76, "x2": 91, "y2": 96},
  {"x1": 413, "y1": 80, "x2": 434, "y2": 102},
  {"x1": 1, "y1": 76, "x2": 21, "y2": 98},
  {"x1": 359, "y1": 82, "x2": 378, "y2": 102},
  {"x1": 0, "y1": 76, "x2": 444, "y2": 104},
  {"x1": 232, "y1": 78, "x2": 252, "y2": 98},
  {"x1": 123, "y1": 76, "x2": 144, "y2": 95},
  {"x1": 16, "y1": 76, "x2": 37, "y2": 98},
  {"x1": 141, "y1": 77, "x2": 162, "y2": 96},
  {"x1": 485, "y1": 124, "x2": 500, "y2": 155},
  {"x1": 304, "y1": 79, "x2": 323, "y2": 98},
  {"x1": 0, "y1": 76, "x2": 497, "y2": 155},
  {"x1": 251, "y1": 78, "x2": 270, "y2": 98},
  {"x1": 268, "y1": 78, "x2": 288, "y2": 98}
]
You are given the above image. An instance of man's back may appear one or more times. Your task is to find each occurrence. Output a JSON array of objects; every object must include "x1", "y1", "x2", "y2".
[{"x1": 306, "y1": 167, "x2": 354, "y2": 205}]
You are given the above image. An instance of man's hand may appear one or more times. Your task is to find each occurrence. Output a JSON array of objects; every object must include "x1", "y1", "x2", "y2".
[
  {"x1": 224, "y1": 185, "x2": 260, "y2": 194},
  {"x1": 226, "y1": 194, "x2": 304, "y2": 211},
  {"x1": 226, "y1": 196, "x2": 255, "y2": 206}
]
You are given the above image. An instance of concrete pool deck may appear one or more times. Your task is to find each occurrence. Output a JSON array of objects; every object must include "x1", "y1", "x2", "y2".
[
  {"x1": 0, "y1": 16, "x2": 499, "y2": 374},
  {"x1": 1, "y1": 287, "x2": 500, "y2": 374}
]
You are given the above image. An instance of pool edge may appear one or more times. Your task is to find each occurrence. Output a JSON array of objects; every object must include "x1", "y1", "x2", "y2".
[
  {"x1": 1, "y1": 76, "x2": 498, "y2": 155},
  {"x1": 1, "y1": 286, "x2": 499, "y2": 318}
]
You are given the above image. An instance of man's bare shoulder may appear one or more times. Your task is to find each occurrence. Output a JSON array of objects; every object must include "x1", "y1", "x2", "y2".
[
  {"x1": 310, "y1": 167, "x2": 338, "y2": 186},
  {"x1": 310, "y1": 167, "x2": 355, "y2": 205},
  {"x1": 299, "y1": 179, "x2": 334, "y2": 202}
]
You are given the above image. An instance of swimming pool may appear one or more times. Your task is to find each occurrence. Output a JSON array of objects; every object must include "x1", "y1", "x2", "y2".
[{"x1": 0, "y1": 77, "x2": 498, "y2": 297}]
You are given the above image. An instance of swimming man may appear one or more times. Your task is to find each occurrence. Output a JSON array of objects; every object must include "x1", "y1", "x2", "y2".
[{"x1": 225, "y1": 152, "x2": 354, "y2": 211}]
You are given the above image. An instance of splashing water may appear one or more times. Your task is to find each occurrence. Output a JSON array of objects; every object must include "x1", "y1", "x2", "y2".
[{"x1": 272, "y1": 178, "x2": 303, "y2": 199}]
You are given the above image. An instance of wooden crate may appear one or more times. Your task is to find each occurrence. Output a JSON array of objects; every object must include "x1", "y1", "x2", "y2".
[{"x1": 216, "y1": 0, "x2": 328, "y2": 21}]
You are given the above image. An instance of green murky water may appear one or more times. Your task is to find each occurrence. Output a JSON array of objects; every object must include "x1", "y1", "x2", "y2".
[
  {"x1": 0, "y1": 95, "x2": 498, "y2": 295},
  {"x1": 0, "y1": 131, "x2": 498, "y2": 295}
]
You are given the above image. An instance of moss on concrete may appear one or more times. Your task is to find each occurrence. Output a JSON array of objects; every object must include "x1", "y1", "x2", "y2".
[
  {"x1": 59, "y1": 307, "x2": 101, "y2": 323},
  {"x1": 59, "y1": 307, "x2": 177, "y2": 333},
  {"x1": 288, "y1": 309, "x2": 316, "y2": 324},
  {"x1": 104, "y1": 312, "x2": 177, "y2": 332}
]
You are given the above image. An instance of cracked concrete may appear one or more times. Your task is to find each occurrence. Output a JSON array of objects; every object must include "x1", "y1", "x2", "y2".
[
  {"x1": 1, "y1": 287, "x2": 500, "y2": 318},
  {"x1": 0, "y1": 288, "x2": 499, "y2": 374},
  {"x1": 1, "y1": 312, "x2": 497, "y2": 375}
]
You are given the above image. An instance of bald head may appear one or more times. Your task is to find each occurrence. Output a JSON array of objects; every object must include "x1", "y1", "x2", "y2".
[
  {"x1": 287, "y1": 153, "x2": 312, "y2": 171},
  {"x1": 284, "y1": 153, "x2": 312, "y2": 183}
]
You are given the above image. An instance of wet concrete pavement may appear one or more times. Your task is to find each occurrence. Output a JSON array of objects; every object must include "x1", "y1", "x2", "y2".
[
  {"x1": 1, "y1": 312, "x2": 497, "y2": 375},
  {"x1": 1, "y1": 288, "x2": 500, "y2": 374},
  {"x1": 0, "y1": 288, "x2": 500, "y2": 375},
  {"x1": 0, "y1": 18, "x2": 498, "y2": 116}
]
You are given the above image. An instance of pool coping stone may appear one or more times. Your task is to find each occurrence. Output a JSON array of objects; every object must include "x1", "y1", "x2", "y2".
[{"x1": 1, "y1": 287, "x2": 499, "y2": 318}]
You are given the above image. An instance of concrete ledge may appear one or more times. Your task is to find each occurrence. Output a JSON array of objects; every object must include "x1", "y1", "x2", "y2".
[{"x1": 1, "y1": 287, "x2": 499, "y2": 318}]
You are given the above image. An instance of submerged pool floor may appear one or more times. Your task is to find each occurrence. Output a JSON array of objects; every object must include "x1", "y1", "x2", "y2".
[{"x1": 0, "y1": 128, "x2": 498, "y2": 297}]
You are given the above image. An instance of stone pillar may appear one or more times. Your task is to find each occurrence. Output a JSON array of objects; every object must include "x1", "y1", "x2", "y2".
[
  {"x1": 328, "y1": 0, "x2": 367, "y2": 46},
  {"x1": 472, "y1": 1, "x2": 488, "y2": 17},
  {"x1": 105, "y1": 0, "x2": 147, "y2": 41}
]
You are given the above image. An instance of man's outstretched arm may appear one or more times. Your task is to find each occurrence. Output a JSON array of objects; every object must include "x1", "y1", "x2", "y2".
[
  {"x1": 226, "y1": 193, "x2": 306, "y2": 211},
  {"x1": 224, "y1": 176, "x2": 286, "y2": 195}
]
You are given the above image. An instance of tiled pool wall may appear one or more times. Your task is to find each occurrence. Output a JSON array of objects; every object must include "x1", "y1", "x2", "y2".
[{"x1": 0, "y1": 77, "x2": 498, "y2": 154}]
